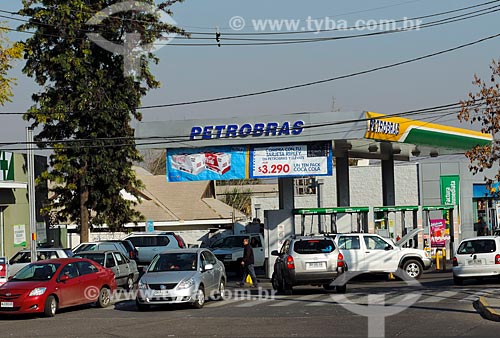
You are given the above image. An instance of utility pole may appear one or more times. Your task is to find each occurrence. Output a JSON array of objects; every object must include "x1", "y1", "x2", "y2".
[{"x1": 26, "y1": 127, "x2": 37, "y2": 262}]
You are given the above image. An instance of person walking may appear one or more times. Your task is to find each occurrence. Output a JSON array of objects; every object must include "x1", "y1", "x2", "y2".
[{"x1": 238, "y1": 238, "x2": 258, "y2": 288}]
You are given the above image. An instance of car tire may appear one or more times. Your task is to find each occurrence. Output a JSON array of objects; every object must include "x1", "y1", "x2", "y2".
[
  {"x1": 44, "y1": 295, "x2": 57, "y2": 317},
  {"x1": 453, "y1": 275, "x2": 464, "y2": 285},
  {"x1": 402, "y1": 259, "x2": 423, "y2": 279},
  {"x1": 282, "y1": 276, "x2": 293, "y2": 295},
  {"x1": 271, "y1": 272, "x2": 283, "y2": 292},
  {"x1": 136, "y1": 299, "x2": 150, "y2": 311},
  {"x1": 213, "y1": 279, "x2": 226, "y2": 301},
  {"x1": 126, "y1": 276, "x2": 135, "y2": 291},
  {"x1": 192, "y1": 286, "x2": 205, "y2": 309},
  {"x1": 336, "y1": 284, "x2": 347, "y2": 294},
  {"x1": 96, "y1": 287, "x2": 111, "y2": 308}
]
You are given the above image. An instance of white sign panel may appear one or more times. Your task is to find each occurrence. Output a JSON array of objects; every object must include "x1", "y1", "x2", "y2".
[
  {"x1": 250, "y1": 143, "x2": 332, "y2": 178},
  {"x1": 13, "y1": 225, "x2": 26, "y2": 247},
  {"x1": 36, "y1": 222, "x2": 47, "y2": 243}
]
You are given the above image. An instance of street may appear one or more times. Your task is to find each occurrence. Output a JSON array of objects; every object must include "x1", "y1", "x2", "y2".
[{"x1": 1, "y1": 271, "x2": 499, "y2": 338}]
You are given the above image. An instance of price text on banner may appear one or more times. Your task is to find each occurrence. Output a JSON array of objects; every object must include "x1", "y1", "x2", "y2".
[{"x1": 251, "y1": 143, "x2": 332, "y2": 178}]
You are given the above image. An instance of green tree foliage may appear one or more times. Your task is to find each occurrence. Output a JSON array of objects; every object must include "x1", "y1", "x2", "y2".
[
  {"x1": 20, "y1": 0, "x2": 186, "y2": 240},
  {"x1": 0, "y1": 25, "x2": 22, "y2": 106},
  {"x1": 458, "y1": 59, "x2": 500, "y2": 185}
]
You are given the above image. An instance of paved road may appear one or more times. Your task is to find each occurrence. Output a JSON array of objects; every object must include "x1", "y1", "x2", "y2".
[{"x1": 2, "y1": 271, "x2": 499, "y2": 338}]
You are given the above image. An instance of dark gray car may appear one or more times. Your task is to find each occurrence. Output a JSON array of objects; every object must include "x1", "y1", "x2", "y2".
[{"x1": 136, "y1": 248, "x2": 226, "y2": 310}]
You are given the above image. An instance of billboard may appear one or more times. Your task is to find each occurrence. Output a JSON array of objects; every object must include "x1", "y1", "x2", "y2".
[{"x1": 166, "y1": 142, "x2": 332, "y2": 182}]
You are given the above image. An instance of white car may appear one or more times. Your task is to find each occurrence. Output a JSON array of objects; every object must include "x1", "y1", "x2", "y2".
[
  {"x1": 336, "y1": 230, "x2": 432, "y2": 279},
  {"x1": 452, "y1": 236, "x2": 500, "y2": 285},
  {"x1": 7, "y1": 248, "x2": 73, "y2": 277}
]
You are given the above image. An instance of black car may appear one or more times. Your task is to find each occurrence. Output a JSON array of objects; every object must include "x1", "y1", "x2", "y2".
[{"x1": 102, "y1": 239, "x2": 139, "y2": 262}]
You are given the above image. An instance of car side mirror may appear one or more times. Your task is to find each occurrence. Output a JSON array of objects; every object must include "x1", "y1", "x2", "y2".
[
  {"x1": 59, "y1": 274, "x2": 70, "y2": 282},
  {"x1": 204, "y1": 264, "x2": 214, "y2": 271},
  {"x1": 271, "y1": 250, "x2": 279, "y2": 256}
]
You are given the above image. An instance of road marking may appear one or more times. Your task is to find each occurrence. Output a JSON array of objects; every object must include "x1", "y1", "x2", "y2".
[
  {"x1": 269, "y1": 294, "x2": 324, "y2": 307},
  {"x1": 460, "y1": 289, "x2": 489, "y2": 302},
  {"x1": 205, "y1": 299, "x2": 245, "y2": 308},
  {"x1": 236, "y1": 298, "x2": 276, "y2": 307},
  {"x1": 419, "y1": 290, "x2": 458, "y2": 303}
]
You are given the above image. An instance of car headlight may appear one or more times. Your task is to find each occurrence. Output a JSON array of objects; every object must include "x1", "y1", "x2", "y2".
[
  {"x1": 177, "y1": 278, "x2": 195, "y2": 290},
  {"x1": 138, "y1": 281, "x2": 148, "y2": 290},
  {"x1": 29, "y1": 287, "x2": 47, "y2": 297}
]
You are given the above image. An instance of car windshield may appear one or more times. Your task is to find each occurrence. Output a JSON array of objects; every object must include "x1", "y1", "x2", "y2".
[
  {"x1": 216, "y1": 236, "x2": 247, "y2": 248},
  {"x1": 74, "y1": 253, "x2": 105, "y2": 266},
  {"x1": 11, "y1": 263, "x2": 60, "y2": 281},
  {"x1": 148, "y1": 253, "x2": 198, "y2": 272},
  {"x1": 457, "y1": 239, "x2": 496, "y2": 254}
]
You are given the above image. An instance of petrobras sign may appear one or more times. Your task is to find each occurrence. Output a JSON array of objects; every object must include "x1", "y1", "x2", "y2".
[{"x1": 190, "y1": 120, "x2": 305, "y2": 140}]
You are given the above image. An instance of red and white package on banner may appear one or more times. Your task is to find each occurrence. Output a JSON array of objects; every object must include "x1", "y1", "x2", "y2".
[
  {"x1": 171, "y1": 154, "x2": 206, "y2": 175},
  {"x1": 205, "y1": 152, "x2": 231, "y2": 175}
]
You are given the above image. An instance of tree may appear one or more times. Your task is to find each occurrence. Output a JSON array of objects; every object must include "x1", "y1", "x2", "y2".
[
  {"x1": 0, "y1": 25, "x2": 22, "y2": 106},
  {"x1": 458, "y1": 59, "x2": 500, "y2": 186},
  {"x1": 20, "y1": 1, "x2": 186, "y2": 241}
]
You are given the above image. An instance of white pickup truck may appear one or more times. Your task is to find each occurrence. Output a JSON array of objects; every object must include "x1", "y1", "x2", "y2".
[
  {"x1": 335, "y1": 230, "x2": 432, "y2": 279},
  {"x1": 210, "y1": 234, "x2": 266, "y2": 270}
]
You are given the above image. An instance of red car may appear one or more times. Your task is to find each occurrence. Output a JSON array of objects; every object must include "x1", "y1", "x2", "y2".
[{"x1": 0, "y1": 258, "x2": 117, "y2": 317}]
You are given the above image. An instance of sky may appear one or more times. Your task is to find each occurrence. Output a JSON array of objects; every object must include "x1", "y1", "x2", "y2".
[{"x1": 1, "y1": 0, "x2": 500, "y2": 148}]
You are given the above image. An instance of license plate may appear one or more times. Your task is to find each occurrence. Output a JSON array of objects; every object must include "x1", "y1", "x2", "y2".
[
  {"x1": 1, "y1": 302, "x2": 13, "y2": 308},
  {"x1": 467, "y1": 259, "x2": 483, "y2": 265},
  {"x1": 306, "y1": 262, "x2": 326, "y2": 270},
  {"x1": 154, "y1": 290, "x2": 169, "y2": 297}
]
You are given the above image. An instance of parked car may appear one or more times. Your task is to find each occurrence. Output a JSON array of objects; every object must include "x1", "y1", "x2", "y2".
[
  {"x1": 0, "y1": 258, "x2": 117, "y2": 317},
  {"x1": 271, "y1": 235, "x2": 347, "y2": 295},
  {"x1": 73, "y1": 241, "x2": 128, "y2": 257},
  {"x1": 7, "y1": 248, "x2": 73, "y2": 277},
  {"x1": 74, "y1": 250, "x2": 139, "y2": 290},
  {"x1": 136, "y1": 248, "x2": 226, "y2": 310},
  {"x1": 124, "y1": 232, "x2": 187, "y2": 264},
  {"x1": 101, "y1": 239, "x2": 139, "y2": 262},
  {"x1": 452, "y1": 236, "x2": 500, "y2": 285},
  {"x1": 210, "y1": 234, "x2": 266, "y2": 270},
  {"x1": 335, "y1": 230, "x2": 432, "y2": 279}
]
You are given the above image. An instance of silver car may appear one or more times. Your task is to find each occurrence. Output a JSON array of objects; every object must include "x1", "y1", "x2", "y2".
[
  {"x1": 136, "y1": 248, "x2": 226, "y2": 310},
  {"x1": 452, "y1": 236, "x2": 500, "y2": 285}
]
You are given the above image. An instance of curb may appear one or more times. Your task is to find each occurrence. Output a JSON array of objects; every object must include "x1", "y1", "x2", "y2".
[{"x1": 473, "y1": 296, "x2": 500, "y2": 322}]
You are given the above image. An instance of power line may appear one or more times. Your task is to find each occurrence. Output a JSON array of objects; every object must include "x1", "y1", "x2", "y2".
[{"x1": 138, "y1": 32, "x2": 500, "y2": 108}]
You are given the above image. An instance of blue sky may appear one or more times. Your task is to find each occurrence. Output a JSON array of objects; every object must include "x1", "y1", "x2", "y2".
[{"x1": 1, "y1": 0, "x2": 500, "y2": 145}]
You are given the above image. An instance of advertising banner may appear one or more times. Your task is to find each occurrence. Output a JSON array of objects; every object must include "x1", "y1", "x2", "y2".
[
  {"x1": 167, "y1": 146, "x2": 248, "y2": 182},
  {"x1": 440, "y1": 175, "x2": 460, "y2": 234},
  {"x1": 166, "y1": 142, "x2": 332, "y2": 182},
  {"x1": 13, "y1": 224, "x2": 26, "y2": 247},
  {"x1": 250, "y1": 142, "x2": 332, "y2": 179},
  {"x1": 0, "y1": 257, "x2": 6, "y2": 286},
  {"x1": 430, "y1": 219, "x2": 448, "y2": 248}
]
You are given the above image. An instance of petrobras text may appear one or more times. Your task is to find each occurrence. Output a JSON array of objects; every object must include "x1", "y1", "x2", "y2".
[
  {"x1": 190, "y1": 121, "x2": 305, "y2": 140},
  {"x1": 368, "y1": 118, "x2": 400, "y2": 136}
]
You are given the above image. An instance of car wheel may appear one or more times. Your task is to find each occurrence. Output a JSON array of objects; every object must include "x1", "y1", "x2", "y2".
[
  {"x1": 453, "y1": 275, "x2": 464, "y2": 285},
  {"x1": 192, "y1": 286, "x2": 205, "y2": 309},
  {"x1": 126, "y1": 276, "x2": 135, "y2": 291},
  {"x1": 44, "y1": 295, "x2": 57, "y2": 317},
  {"x1": 213, "y1": 280, "x2": 226, "y2": 301},
  {"x1": 271, "y1": 272, "x2": 283, "y2": 292},
  {"x1": 136, "y1": 299, "x2": 150, "y2": 311},
  {"x1": 402, "y1": 259, "x2": 423, "y2": 279},
  {"x1": 336, "y1": 284, "x2": 347, "y2": 294},
  {"x1": 96, "y1": 287, "x2": 111, "y2": 308},
  {"x1": 282, "y1": 276, "x2": 293, "y2": 295}
]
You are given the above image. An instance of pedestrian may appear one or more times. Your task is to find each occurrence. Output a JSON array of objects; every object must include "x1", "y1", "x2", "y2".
[
  {"x1": 237, "y1": 238, "x2": 258, "y2": 288},
  {"x1": 475, "y1": 217, "x2": 487, "y2": 236}
]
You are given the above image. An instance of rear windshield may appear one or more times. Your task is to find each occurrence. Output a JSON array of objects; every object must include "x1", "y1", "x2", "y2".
[
  {"x1": 128, "y1": 236, "x2": 170, "y2": 247},
  {"x1": 293, "y1": 239, "x2": 335, "y2": 254},
  {"x1": 457, "y1": 239, "x2": 496, "y2": 254}
]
